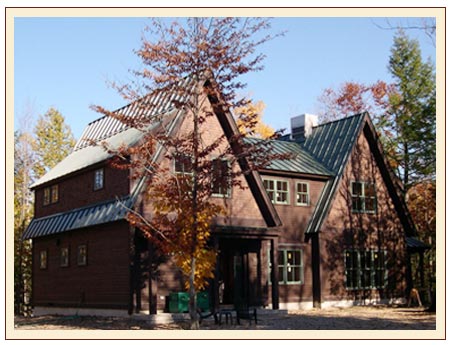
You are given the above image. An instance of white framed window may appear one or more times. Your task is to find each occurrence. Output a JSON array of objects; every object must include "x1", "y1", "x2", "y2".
[
  {"x1": 296, "y1": 182, "x2": 309, "y2": 206},
  {"x1": 269, "y1": 248, "x2": 304, "y2": 285},
  {"x1": 94, "y1": 168, "x2": 104, "y2": 190},
  {"x1": 211, "y1": 158, "x2": 231, "y2": 198},
  {"x1": 263, "y1": 178, "x2": 290, "y2": 205},
  {"x1": 351, "y1": 181, "x2": 377, "y2": 213}
]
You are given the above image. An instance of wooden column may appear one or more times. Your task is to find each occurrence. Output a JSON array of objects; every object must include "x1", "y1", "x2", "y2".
[
  {"x1": 128, "y1": 227, "x2": 136, "y2": 315},
  {"x1": 270, "y1": 238, "x2": 279, "y2": 310},
  {"x1": 311, "y1": 233, "x2": 322, "y2": 309},
  {"x1": 148, "y1": 241, "x2": 158, "y2": 315},
  {"x1": 211, "y1": 236, "x2": 220, "y2": 311}
]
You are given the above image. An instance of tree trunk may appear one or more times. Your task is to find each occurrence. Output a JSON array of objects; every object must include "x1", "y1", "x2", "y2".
[{"x1": 189, "y1": 257, "x2": 200, "y2": 329}]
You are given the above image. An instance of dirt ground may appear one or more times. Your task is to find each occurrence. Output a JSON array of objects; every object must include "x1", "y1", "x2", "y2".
[{"x1": 14, "y1": 305, "x2": 435, "y2": 331}]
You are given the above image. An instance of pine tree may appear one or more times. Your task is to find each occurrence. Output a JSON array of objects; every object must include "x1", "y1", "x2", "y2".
[
  {"x1": 33, "y1": 108, "x2": 76, "y2": 178},
  {"x1": 387, "y1": 30, "x2": 436, "y2": 190}
]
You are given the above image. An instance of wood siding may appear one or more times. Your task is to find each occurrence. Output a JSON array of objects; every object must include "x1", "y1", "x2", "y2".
[
  {"x1": 319, "y1": 128, "x2": 408, "y2": 302},
  {"x1": 32, "y1": 221, "x2": 131, "y2": 310},
  {"x1": 34, "y1": 163, "x2": 130, "y2": 218}
]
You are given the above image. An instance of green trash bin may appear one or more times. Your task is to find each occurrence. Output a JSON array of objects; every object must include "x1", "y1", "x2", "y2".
[
  {"x1": 197, "y1": 291, "x2": 209, "y2": 312},
  {"x1": 168, "y1": 291, "x2": 210, "y2": 313},
  {"x1": 169, "y1": 292, "x2": 189, "y2": 313}
]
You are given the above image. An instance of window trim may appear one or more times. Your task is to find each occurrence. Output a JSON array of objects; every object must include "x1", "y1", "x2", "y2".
[
  {"x1": 211, "y1": 158, "x2": 231, "y2": 198},
  {"x1": 263, "y1": 178, "x2": 290, "y2": 205},
  {"x1": 269, "y1": 248, "x2": 304, "y2": 285},
  {"x1": 350, "y1": 181, "x2": 377, "y2": 214},
  {"x1": 39, "y1": 250, "x2": 48, "y2": 270},
  {"x1": 93, "y1": 168, "x2": 104, "y2": 191},
  {"x1": 173, "y1": 154, "x2": 194, "y2": 175},
  {"x1": 60, "y1": 247, "x2": 70, "y2": 268},
  {"x1": 77, "y1": 244, "x2": 88, "y2": 266},
  {"x1": 295, "y1": 181, "x2": 310, "y2": 206},
  {"x1": 43, "y1": 184, "x2": 59, "y2": 206},
  {"x1": 344, "y1": 248, "x2": 387, "y2": 290}
]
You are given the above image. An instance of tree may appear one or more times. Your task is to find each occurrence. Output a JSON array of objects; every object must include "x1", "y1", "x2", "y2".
[
  {"x1": 93, "y1": 17, "x2": 286, "y2": 329},
  {"x1": 33, "y1": 108, "x2": 76, "y2": 178},
  {"x1": 14, "y1": 130, "x2": 35, "y2": 315},
  {"x1": 234, "y1": 99, "x2": 275, "y2": 139},
  {"x1": 387, "y1": 30, "x2": 436, "y2": 190}
]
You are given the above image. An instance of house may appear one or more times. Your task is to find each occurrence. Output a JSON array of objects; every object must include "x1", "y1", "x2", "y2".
[{"x1": 23, "y1": 76, "x2": 426, "y2": 316}]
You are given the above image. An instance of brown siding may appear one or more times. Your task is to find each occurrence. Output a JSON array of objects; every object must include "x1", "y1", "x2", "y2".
[
  {"x1": 319, "y1": 130, "x2": 408, "y2": 302},
  {"x1": 32, "y1": 221, "x2": 131, "y2": 309},
  {"x1": 260, "y1": 175, "x2": 327, "y2": 304},
  {"x1": 34, "y1": 164, "x2": 130, "y2": 218}
]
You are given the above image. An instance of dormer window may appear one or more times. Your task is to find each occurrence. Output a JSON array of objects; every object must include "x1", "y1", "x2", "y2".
[
  {"x1": 94, "y1": 168, "x2": 104, "y2": 190},
  {"x1": 43, "y1": 184, "x2": 59, "y2": 205}
]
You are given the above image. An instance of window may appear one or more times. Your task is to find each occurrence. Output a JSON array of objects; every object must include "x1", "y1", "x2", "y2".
[
  {"x1": 344, "y1": 249, "x2": 387, "y2": 290},
  {"x1": 351, "y1": 181, "x2": 376, "y2": 213},
  {"x1": 296, "y1": 182, "x2": 309, "y2": 206},
  {"x1": 39, "y1": 250, "x2": 47, "y2": 269},
  {"x1": 211, "y1": 159, "x2": 230, "y2": 197},
  {"x1": 43, "y1": 185, "x2": 59, "y2": 205},
  {"x1": 77, "y1": 245, "x2": 87, "y2": 266},
  {"x1": 270, "y1": 249, "x2": 304, "y2": 284},
  {"x1": 263, "y1": 179, "x2": 290, "y2": 205},
  {"x1": 43, "y1": 188, "x2": 50, "y2": 206},
  {"x1": 60, "y1": 247, "x2": 69, "y2": 267},
  {"x1": 94, "y1": 168, "x2": 104, "y2": 190},
  {"x1": 174, "y1": 154, "x2": 193, "y2": 175}
]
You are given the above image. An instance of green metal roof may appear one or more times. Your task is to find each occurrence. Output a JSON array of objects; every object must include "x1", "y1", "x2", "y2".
[
  {"x1": 299, "y1": 113, "x2": 366, "y2": 234},
  {"x1": 22, "y1": 196, "x2": 133, "y2": 240},
  {"x1": 245, "y1": 138, "x2": 332, "y2": 176}
]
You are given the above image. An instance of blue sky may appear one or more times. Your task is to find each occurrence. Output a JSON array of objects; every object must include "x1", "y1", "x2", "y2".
[{"x1": 14, "y1": 17, "x2": 436, "y2": 139}]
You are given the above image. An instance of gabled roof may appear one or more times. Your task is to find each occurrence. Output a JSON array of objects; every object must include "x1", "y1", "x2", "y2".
[
  {"x1": 246, "y1": 138, "x2": 332, "y2": 177},
  {"x1": 22, "y1": 196, "x2": 133, "y2": 240},
  {"x1": 300, "y1": 113, "x2": 366, "y2": 234}
]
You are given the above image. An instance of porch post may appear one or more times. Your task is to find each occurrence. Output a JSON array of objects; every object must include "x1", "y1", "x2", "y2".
[
  {"x1": 148, "y1": 241, "x2": 158, "y2": 315},
  {"x1": 211, "y1": 235, "x2": 220, "y2": 311},
  {"x1": 270, "y1": 238, "x2": 279, "y2": 310},
  {"x1": 311, "y1": 233, "x2": 322, "y2": 308}
]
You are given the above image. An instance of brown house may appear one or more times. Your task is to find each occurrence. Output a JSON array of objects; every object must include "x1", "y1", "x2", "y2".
[{"x1": 23, "y1": 77, "x2": 425, "y2": 316}]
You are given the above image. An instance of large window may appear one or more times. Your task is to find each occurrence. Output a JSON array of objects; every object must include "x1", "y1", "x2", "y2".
[
  {"x1": 351, "y1": 181, "x2": 376, "y2": 213},
  {"x1": 94, "y1": 168, "x2": 104, "y2": 190},
  {"x1": 211, "y1": 159, "x2": 231, "y2": 197},
  {"x1": 274, "y1": 249, "x2": 304, "y2": 284},
  {"x1": 263, "y1": 178, "x2": 290, "y2": 205},
  {"x1": 43, "y1": 184, "x2": 59, "y2": 206},
  {"x1": 344, "y1": 249, "x2": 387, "y2": 290},
  {"x1": 296, "y1": 182, "x2": 309, "y2": 206}
]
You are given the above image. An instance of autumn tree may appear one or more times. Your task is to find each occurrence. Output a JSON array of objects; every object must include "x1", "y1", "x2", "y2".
[
  {"x1": 93, "y1": 18, "x2": 285, "y2": 329},
  {"x1": 234, "y1": 99, "x2": 275, "y2": 139},
  {"x1": 33, "y1": 107, "x2": 76, "y2": 178},
  {"x1": 14, "y1": 130, "x2": 35, "y2": 315}
]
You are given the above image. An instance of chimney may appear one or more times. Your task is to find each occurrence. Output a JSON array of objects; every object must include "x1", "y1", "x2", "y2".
[{"x1": 290, "y1": 114, "x2": 318, "y2": 141}]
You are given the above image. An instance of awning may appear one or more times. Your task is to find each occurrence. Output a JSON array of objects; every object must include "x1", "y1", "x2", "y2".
[{"x1": 22, "y1": 196, "x2": 133, "y2": 240}]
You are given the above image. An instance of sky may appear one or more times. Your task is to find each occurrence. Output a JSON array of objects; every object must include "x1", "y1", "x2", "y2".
[{"x1": 14, "y1": 16, "x2": 436, "y2": 140}]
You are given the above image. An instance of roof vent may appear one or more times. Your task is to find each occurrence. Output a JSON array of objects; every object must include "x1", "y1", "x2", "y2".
[{"x1": 290, "y1": 114, "x2": 318, "y2": 141}]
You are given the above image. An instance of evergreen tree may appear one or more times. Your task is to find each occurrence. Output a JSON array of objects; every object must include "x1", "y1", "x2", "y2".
[
  {"x1": 387, "y1": 30, "x2": 436, "y2": 190},
  {"x1": 33, "y1": 108, "x2": 76, "y2": 178}
]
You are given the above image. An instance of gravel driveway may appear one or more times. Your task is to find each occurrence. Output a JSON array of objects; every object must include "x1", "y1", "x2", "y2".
[{"x1": 14, "y1": 306, "x2": 435, "y2": 331}]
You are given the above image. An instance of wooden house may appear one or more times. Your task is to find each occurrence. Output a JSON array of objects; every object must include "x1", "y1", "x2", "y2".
[{"x1": 23, "y1": 76, "x2": 426, "y2": 316}]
